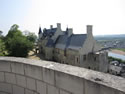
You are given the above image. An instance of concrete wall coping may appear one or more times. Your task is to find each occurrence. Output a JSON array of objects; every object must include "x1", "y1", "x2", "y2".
[{"x1": 0, "y1": 56, "x2": 125, "y2": 92}]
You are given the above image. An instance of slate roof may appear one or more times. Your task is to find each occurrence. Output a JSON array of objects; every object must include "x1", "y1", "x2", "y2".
[
  {"x1": 46, "y1": 39, "x2": 54, "y2": 47},
  {"x1": 55, "y1": 35, "x2": 69, "y2": 50},
  {"x1": 55, "y1": 34, "x2": 87, "y2": 50},
  {"x1": 43, "y1": 28, "x2": 57, "y2": 37},
  {"x1": 68, "y1": 34, "x2": 87, "y2": 49}
]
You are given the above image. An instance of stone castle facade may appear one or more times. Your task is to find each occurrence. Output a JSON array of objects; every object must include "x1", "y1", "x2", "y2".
[{"x1": 38, "y1": 23, "x2": 108, "y2": 72}]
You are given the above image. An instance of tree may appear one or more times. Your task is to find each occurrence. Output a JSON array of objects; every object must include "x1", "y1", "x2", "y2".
[
  {"x1": 0, "y1": 30, "x2": 2, "y2": 36},
  {"x1": 0, "y1": 39, "x2": 5, "y2": 56},
  {"x1": 6, "y1": 24, "x2": 22, "y2": 38},
  {"x1": 0, "y1": 30, "x2": 6, "y2": 56},
  {"x1": 5, "y1": 24, "x2": 34, "y2": 57},
  {"x1": 23, "y1": 30, "x2": 37, "y2": 43}
]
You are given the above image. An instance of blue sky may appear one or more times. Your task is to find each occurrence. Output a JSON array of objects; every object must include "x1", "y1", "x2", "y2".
[
  {"x1": 0, "y1": 0, "x2": 125, "y2": 36},
  {"x1": 0, "y1": 0, "x2": 32, "y2": 35}
]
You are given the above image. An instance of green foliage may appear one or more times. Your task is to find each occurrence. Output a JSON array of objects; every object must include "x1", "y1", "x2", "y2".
[
  {"x1": 0, "y1": 39, "x2": 6, "y2": 56},
  {"x1": 0, "y1": 31, "x2": 6, "y2": 56},
  {"x1": 0, "y1": 30, "x2": 3, "y2": 36},
  {"x1": 6, "y1": 24, "x2": 22, "y2": 38},
  {"x1": 108, "y1": 56, "x2": 125, "y2": 64},
  {"x1": 114, "y1": 48, "x2": 125, "y2": 52},
  {"x1": 5, "y1": 24, "x2": 34, "y2": 57},
  {"x1": 25, "y1": 32, "x2": 37, "y2": 43}
]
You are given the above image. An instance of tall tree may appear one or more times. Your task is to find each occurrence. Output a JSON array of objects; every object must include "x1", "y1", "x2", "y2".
[
  {"x1": 5, "y1": 24, "x2": 34, "y2": 57},
  {"x1": 0, "y1": 39, "x2": 5, "y2": 56},
  {"x1": 23, "y1": 30, "x2": 37, "y2": 43}
]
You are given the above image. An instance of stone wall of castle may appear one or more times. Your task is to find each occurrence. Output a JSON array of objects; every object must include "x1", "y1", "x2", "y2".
[{"x1": 0, "y1": 57, "x2": 124, "y2": 94}]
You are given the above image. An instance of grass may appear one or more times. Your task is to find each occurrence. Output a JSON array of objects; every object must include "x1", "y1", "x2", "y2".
[{"x1": 115, "y1": 48, "x2": 125, "y2": 52}]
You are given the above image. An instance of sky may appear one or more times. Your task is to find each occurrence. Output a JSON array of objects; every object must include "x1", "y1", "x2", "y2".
[{"x1": 0, "y1": 0, "x2": 125, "y2": 36}]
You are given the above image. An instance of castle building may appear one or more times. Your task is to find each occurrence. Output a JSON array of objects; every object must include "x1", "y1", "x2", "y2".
[{"x1": 38, "y1": 23, "x2": 108, "y2": 72}]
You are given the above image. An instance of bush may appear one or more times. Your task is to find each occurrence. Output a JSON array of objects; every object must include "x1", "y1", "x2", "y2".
[{"x1": 108, "y1": 56, "x2": 125, "y2": 64}]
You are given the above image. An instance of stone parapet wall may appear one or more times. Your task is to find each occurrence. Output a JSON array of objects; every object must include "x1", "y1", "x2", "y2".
[{"x1": 0, "y1": 56, "x2": 125, "y2": 94}]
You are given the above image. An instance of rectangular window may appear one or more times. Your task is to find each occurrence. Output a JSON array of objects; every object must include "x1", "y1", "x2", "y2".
[
  {"x1": 64, "y1": 50, "x2": 66, "y2": 56},
  {"x1": 75, "y1": 56, "x2": 79, "y2": 64},
  {"x1": 83, "y1": 55, "x2": 86, "y2": 61},
  {"x1": 77, "y1": 57, "x2": 79, "y2": 63}
]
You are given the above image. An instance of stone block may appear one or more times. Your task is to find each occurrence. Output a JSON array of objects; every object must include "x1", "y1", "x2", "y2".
[
  {"x1": 25, "y1": 89, "x2": 35, "y2": 94},
  {"x1": 0, "y1": 83, "x2": 12, "y2": 93},
  {"x1": 0, "y1": 72, "x2": 4, "y2": 82},
  {"x1": 85, "y1": 80, "x2": 100, "y2": 94},
  {"x1": 5, "y1": 72, "x2": 16, "y2": 84},
  {"x1": 16, "y1": 75, "x2": 26, "y2": 88},
  {"x1": 11, "y1": 62, "x2": 24, "y2": 75},
  {"x1": 36, "y1": 80, "x2": 46, "y2": 94},
  {"x1": 26, "y1": 77, "x2": 36, "y2": 90},
  {"x1": 60, "y1": 90, "x2": 71, "y2": 94},
  {"x1": 43, "y1": 68, "x2": 55, "y2": 85},
  {"x1": 55, "y1": 71, "x2": 84, "y2": 94},
  {"x1": 13, "y1": 85, "x2": 24, "y2": 94},
  {"x1": 25, "y1": 65, "x2": 42, "y2": 80},
  {"x1": 0, "y1": 62, "x2": 11, "y2": 72},
  {"x1": 0, "y1": 92, "x2": 8, "y2": 94},
  {"x1": 100, "y1": 85, "x2": 124, "y2": 94},
  {"x1": 47, "y1": 85, "x2": 59, "y2": 94}
]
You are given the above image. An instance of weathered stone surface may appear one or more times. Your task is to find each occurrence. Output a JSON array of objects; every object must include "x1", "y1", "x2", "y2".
[
  {"x1": 25, "y1": 65, "x2": 42, "y2": 80},
  {"x1": 5, "y1": 72, "x2": 16, "y2": 84},
  {"x1": 55, "y1": 71, "x2": 84, "y2": 94},
  {"x1": 0, "y1": 83, "x2": 12, "y2": 93},
  {"x1": 0, "y1": 57, "x2": 125, "y2": 94},
  {"x1": 0, "y1": 72, "x2": 4, "y2": 82},
  {"x1": 60, "y1": 90, "x2": 71, "y2": 94},
  {"x1": 16, "y1": 75, "x2": 26, "y2": 88},
  {"x1": 0, "y1": 92, "x2": 9, "y2": 94},
  {"x1": 43, "y1": 68, "x2": 55, "y2": 85},
  {"x1": 0, "y1": 61, "x2": 11, "y2": 72},
  {"x1": 13, "y1": 85, "x2": 24, "y2": 94},
  {"x1": 85, "y1": 80, "x2": 100, "y2": 94},
  {"x1": 11, "y1": 62, "x2": 24, "y2": 75},
  {"x1": 25, "y1": 89, "x2": 35, "y2": 94},
  {"x1": 26, "y1": 77, "x2": 36, "y2": 90},
  {"x1": 36, "y1": 80, "x2": 46, "y2": 94},
  {"x1": 48, "y1": 85, "x2": 59, "y2": 94}
]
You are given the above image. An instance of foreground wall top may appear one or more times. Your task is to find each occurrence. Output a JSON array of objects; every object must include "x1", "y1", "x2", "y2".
[{"x1": 0, "y1": 56, "x2": 125, "y2": 94}]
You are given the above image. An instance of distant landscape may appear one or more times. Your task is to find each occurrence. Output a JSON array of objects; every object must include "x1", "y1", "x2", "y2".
[
  {"x1": 94, "y1": 34, "x2": 125, "y2": 50},
  {"x1": 95, "y1": 34, "x2": 125, "y2": 64}
]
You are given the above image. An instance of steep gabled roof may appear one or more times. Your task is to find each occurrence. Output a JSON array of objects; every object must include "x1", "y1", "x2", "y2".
[
  {"x1": 43, "y1": 28, "x2": 57, "y2": 37},
  {"x1": 46, "y1": 39, "x2": 54, "y2": 47},
  {"x1": 55, "y1": 34, "x2": 87, "y2": 50},
  {"x1": 55, "y1": 35, "x2": 69, "y2": 50},
  {"x1": 68, "y1": 34, "x2": 87, "y2": 50}
]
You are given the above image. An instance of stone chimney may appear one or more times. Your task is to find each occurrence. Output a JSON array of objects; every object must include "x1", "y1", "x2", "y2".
[
  {"x1": 67, "y1": 28, "x2": 73, "y2": 37},
  {"x1": 87, "y1": 25, "x2": 93, "y2": 37},
  {"x1": 57, "y1": 23, "x2": 61, "y2": 30},
  {"x1": 50, "y1": 25, "x2": 53, "y2": 29}
]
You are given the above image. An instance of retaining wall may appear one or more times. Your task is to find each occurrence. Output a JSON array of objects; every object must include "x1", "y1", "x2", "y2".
[{"x1": 0, "y1": 56, "x2": 125, "y2": 94}]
